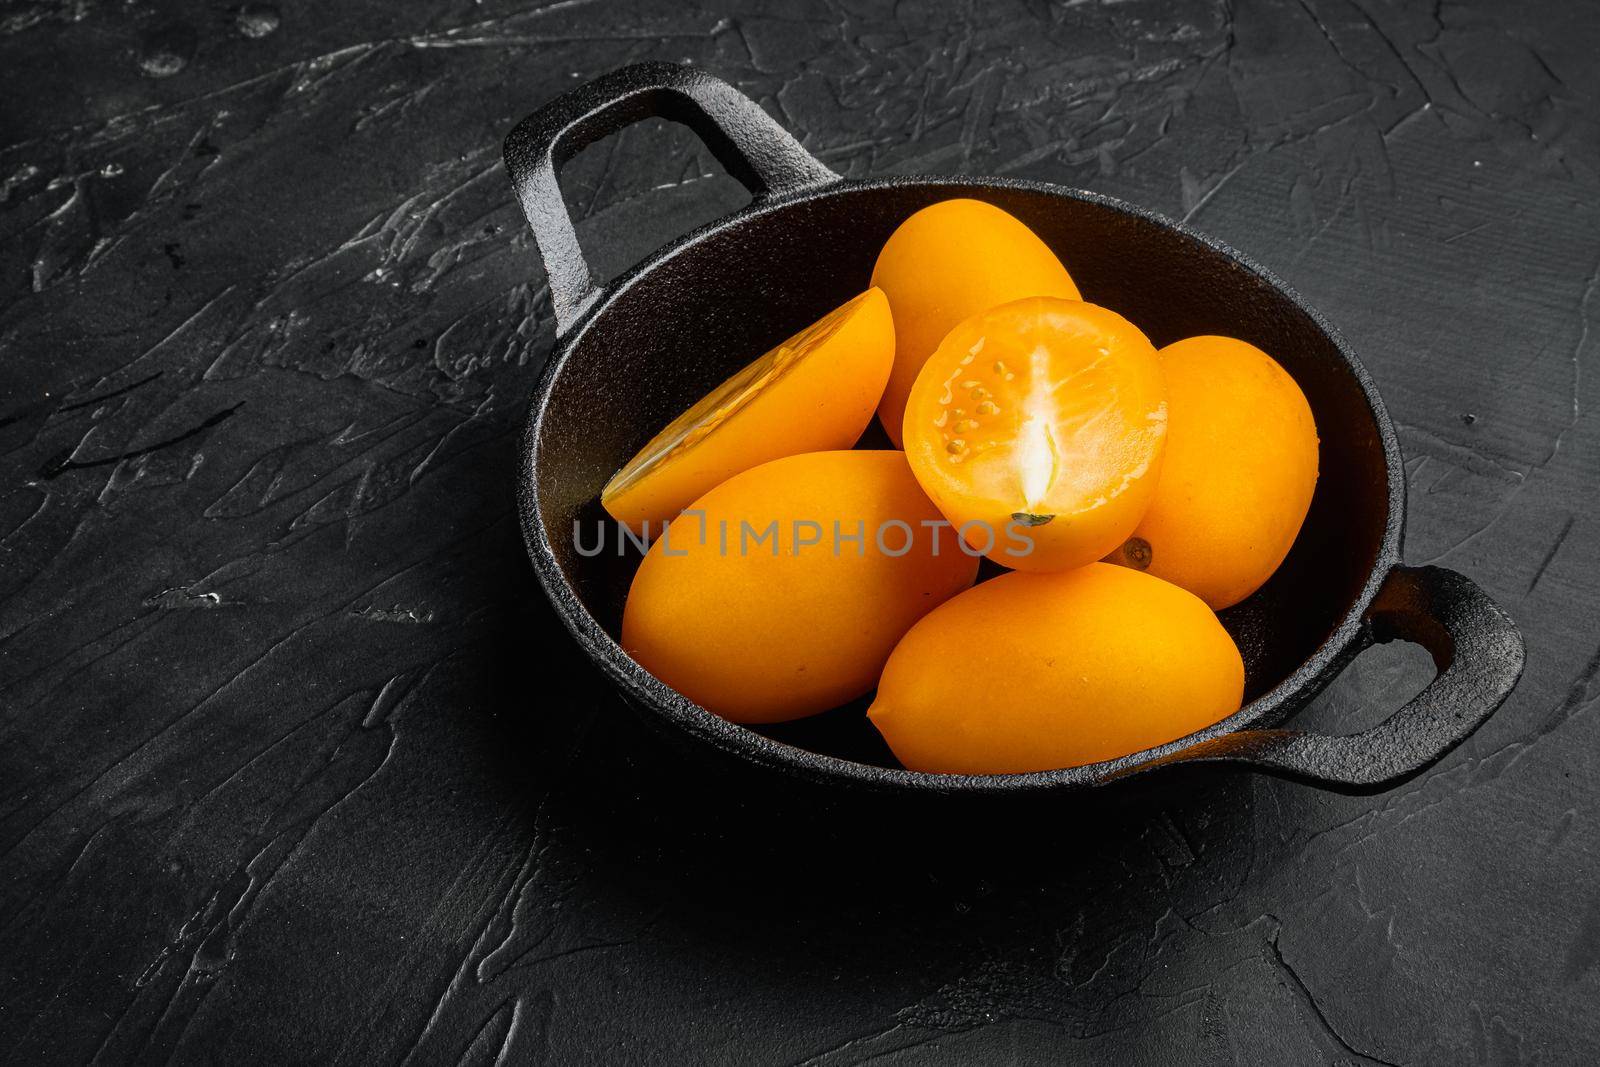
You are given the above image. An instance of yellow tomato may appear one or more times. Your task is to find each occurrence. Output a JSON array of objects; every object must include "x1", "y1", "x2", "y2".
[
  {"x1": 869, "y1": 564, "x2": 1245, "y2": 774},
  {"x1": 1106, "y1": 335, "x2": 1319, "y2": 609},
  {"x1": 872, "y1": 199, "x2": 1078, "y2": 446},
  {"x1": 602, "y1": 288, "x2": 894, "y2": 531},
  {"x1": 902, "y1": 297, "x2": 1168, "y2": 572},
  {"x1": 622, "y1": 450, "x2": 978, "y2": 723}
]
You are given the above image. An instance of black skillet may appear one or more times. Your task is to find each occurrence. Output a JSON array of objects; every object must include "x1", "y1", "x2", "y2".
[{"x1": 502, "y1": 62, "x2": 1525, "y2": 795}]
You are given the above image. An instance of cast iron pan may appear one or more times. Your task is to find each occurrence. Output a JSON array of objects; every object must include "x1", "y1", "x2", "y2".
[{"x1": 502, "y1": 62, "x2": 1525, "y2": 795}]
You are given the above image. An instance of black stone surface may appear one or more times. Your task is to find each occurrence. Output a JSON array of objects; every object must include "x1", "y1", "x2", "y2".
[{"x1": 1, "y1": 1, "x2": 1596, "y2": 1063}]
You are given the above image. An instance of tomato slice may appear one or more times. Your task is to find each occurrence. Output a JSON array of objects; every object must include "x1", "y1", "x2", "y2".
[
  {"x1": 902, "y1": 297, "x2": 1167, "y2": 571},
  {"x1": 602, "y1": 288, "x2": 893, "y2": 531}
]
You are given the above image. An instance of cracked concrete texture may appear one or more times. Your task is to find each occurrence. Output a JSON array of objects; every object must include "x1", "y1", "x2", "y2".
[{"x1": 1, "y1": 0, "x2": 1596, "y2": 1063}]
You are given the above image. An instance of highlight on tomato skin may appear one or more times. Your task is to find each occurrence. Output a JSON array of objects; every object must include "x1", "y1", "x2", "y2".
[
  {"x1": 600, "y1": 287, "x2": 895, "y2": 533},
  {"x1": 871, "y1": 198, "x2": 1079, "y2": 447},
  {"x1": 900, "y1": 296, "x2": 1168, "y2": 573}
]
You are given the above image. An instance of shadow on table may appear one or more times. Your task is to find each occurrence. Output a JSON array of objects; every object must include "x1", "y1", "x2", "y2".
[{"x1": 477, "y1": 597, "x2": 1261, "y2": 981}]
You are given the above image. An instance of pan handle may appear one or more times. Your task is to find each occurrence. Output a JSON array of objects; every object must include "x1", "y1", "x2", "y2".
[
  {"x1": 503, "y1": 62, "x2": 838, "y2": 336},
  {"x1": 1170, "y1": 565, "x2": 1524, "y2": 790}
]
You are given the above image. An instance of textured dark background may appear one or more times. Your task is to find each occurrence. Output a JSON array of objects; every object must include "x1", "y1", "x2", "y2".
[{"x1": 2, "y1": 0, "x2": 1597, "y2": 1063}]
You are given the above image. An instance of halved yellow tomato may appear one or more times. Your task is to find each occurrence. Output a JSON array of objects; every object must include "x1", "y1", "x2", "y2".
[
  {"x1": 601, "y1": 288, "x2": 894, "y2": 531},
  {"x1": 901, "y1": 297, "x2": 1167, "y2": 572}
]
